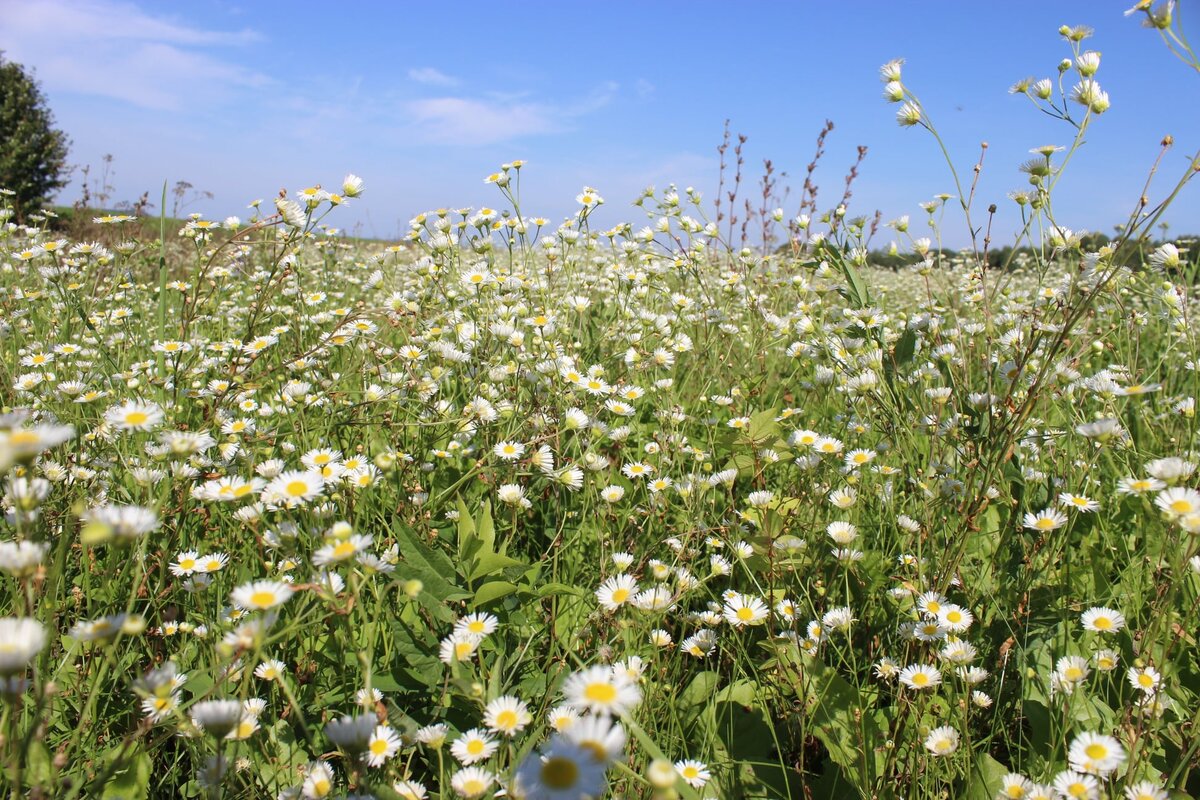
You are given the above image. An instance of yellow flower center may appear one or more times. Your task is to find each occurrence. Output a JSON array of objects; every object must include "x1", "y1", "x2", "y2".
[
  {"x1": 466, "y1": 739, "x2": 484, "y2": 755},
  {"x1": 584, "y1": 682, "x2": 617, "y2": 704},
  {"x1": 610, "y1": 588, "x2": 629, "y2": 604},
  {"x1": 495, "y1": 710, "x2": 518, "y2": 729},
  {"x1": 124, "y1": 411, "x2": 148, "y2": 426},
  {"x1": 249, "y1": 591, "x2": 276, "y2": 608},
  {"x1": 541, "y1": 756, "x2": 579, "y2": 789},
  {"x1": 285, "y1": 481, "x2": 309, "y2": 497},
  {"x1": 736, "y1": 607, "x2": 755, "y2": 621},
  {"x1": 911, "y1": 673, "x2": 929, "y2": 686},
  {"x1": 1084, "y1": 743, "x2": 1108, "y2": 760},
  {"x1": 370, "y1": 739, "x2": 389, "y2": 755}
]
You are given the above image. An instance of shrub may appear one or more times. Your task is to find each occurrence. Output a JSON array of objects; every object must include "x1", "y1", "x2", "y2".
[{"x1": 0, "y1": 52, "x2": 70, "y2": 221}]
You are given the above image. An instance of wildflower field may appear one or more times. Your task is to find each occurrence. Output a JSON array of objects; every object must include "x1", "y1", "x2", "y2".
[{"x1": 3, "y1": 9, "x2": 1200, "y2": 800}]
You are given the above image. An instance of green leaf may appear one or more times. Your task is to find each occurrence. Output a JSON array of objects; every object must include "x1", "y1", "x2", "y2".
[
  {"x1": 680, "y1": 671, "x2": 721, "y2": 708},
  {"x1": 798, "y1": 660, "x2": 885, "y2": 790},
  {"x1": 458, "y1": 499, "x2": 508, "y2": 580},
  {"x1": 964, "y1": 752, "x2": 1010, "y2": 800},
  {"x1": 967, "y1": 504, "x2": 1002, "y2": 561},
  {"x1": 100, "y1": 749, "x2": 152, "y2": 800},
  {"x1": 385, "y1": 621, "x2": 443, "y2": 690},
  {"x1": 456, "y1": 496, "x2": 476, "y2": 563},
  {"x1": 892, "y1": 327, "x2": 917, "y2": 367},
  {"x1": 744, "y1": 407, "x2": 780, "y2": 444},
  {"x1": 392, "y1": 525, "x2": 469, "y2": 602},
  {"x1": 839, "y1": 255, "x2": 871, "y2": 309},
  {"x1": 468, "y1": 550, "x2": 527, "y2": 582},
  {"x1": 184, "y1": 670, "x2": 214, "y2": 698},
  {"x1": 535, "y1": 582, "x2": 587, "y2": 598},
  {"x1": 723, "y1": 450, "x2": 759, "y2": 478},
  {"x1": 475, "y1": 500, "x2": 496, "y2": 554},
  {"x1": 24, "y1": 739, "x2": 52, "y2": 788},
  {"x1": 473, "y1": 580, "x2": 518, "y2": 607}
]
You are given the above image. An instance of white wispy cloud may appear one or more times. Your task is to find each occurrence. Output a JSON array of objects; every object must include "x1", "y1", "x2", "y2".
[
  {"x1": 407, "y1": 66, "x2": 460, "y2": 87},
  {"x1": 405, "y1": 81, "x2": 620, "y2": 146},
  {"x1": 0, "y1": 0, "x2": 269, "y2": 110},
  {"x1": 406, "y1": 97, "x2": 558, "y2": 145}
]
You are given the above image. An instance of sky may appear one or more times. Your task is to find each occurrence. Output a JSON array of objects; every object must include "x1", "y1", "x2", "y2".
[{"x1": 1, "y1": 0, "x2": 1198, "y2": 248}]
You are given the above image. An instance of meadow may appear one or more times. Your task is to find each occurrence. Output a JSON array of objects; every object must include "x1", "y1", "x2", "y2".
[{"x1": 2, "y1": 10, "x2": 1200, "y2": 800}]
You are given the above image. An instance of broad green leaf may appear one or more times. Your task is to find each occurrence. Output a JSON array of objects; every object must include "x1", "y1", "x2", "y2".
[
  {"x1": 743, "y1": 407, "x2": 781, "y2": 445},
  {"x1": 475, "y1": 499, "x2": 496, "y2": 553},
  {"x1": 473, "y1": 580, "x2": 519, "y2": 607},
  {"x1": 100, "y1": 749, "x2": 151, "y2": 800},
  {"x1": 24, "y1": 739, "x2": 52, "y2": 788},
  {"x1": 468, "y1": 550, "x2": 527, "y2": 582},
  {"x1": 392, "y1": 525, "x2": 469, "y2": 602},
  {"x1": 839, "y1": 255, "x2": 870, "y2": 309},
  {"x1": 456, "y1": 495, "x2": 476, "y2": 563},
  {"x1": 724, "y1": 451, "x2": 759, "y2": 478},
  {"x1": 797, "y1": 660, "x2": 885, "y2": 791},
  {"x1": 536, "y1": 582, "x2": 587, "y2": 598},
  {"x1": 680, "y1": 671, "x2": 721, "y2": 708},
  {"x1": 964, "y1": 752, "x2": 1010, "y2": 800},
  {"x1": 892, "y1": 326, "x2": 917, "y2": 366}
]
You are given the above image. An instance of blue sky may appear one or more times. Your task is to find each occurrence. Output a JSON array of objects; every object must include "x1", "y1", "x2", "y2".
[{"x1": 2, "y1": 0, "x2": 1198, "y2": 247}]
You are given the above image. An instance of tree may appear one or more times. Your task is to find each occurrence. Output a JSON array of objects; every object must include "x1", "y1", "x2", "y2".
[{"x1": 0, "y1": 52, "x2": 70, "y2": 220}]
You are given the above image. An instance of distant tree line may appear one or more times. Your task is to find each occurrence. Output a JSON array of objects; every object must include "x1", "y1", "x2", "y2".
[{"x1": 865, "y1": 231, "x2": 1199, "y2": 276}]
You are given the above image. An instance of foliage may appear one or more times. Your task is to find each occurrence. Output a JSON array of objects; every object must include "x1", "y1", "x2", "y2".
[{"x1": 0, "y1": 52, "x2": 69, "y2": 221}]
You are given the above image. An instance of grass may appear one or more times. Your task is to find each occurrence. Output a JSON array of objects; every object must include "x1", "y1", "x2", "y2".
[{"x1": 2, "y1": 8, "x2": 1200, "y2": 800}]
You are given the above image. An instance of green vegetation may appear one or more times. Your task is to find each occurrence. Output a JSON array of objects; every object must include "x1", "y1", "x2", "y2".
[
  {"x1": 0, "y1": 53, "x2": 69, "y2": 222},
  {"x1": 2, "y1": 7, "x2": 1200, "y2": 800}
]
